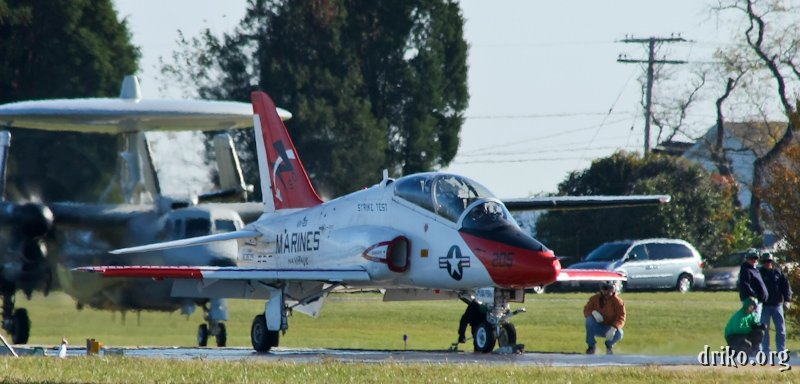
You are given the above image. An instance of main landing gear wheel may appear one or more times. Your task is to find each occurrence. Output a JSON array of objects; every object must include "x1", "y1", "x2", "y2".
[
  {"x1": 251, "y1": 314, "x2": 280, "y2": 352},
  {"x1": 197, "y1": 324, "x2": 209, "y2": 347},
  {"x1": 497, "y1": 323, "x2": 517, "y2": 348},
  {"x1": 473, "y1": 322, "x2": 497, "y2": 353},
  {"x1": 216, "y1": 322, "x2": 227, "y2": 347},
  {"x1": 11, "y1": 308, "x2": 31, "y2": 345}
]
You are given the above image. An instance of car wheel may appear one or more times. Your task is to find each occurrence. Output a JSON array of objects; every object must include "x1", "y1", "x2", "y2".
[{"x1": 677, "y1": 274, "x2": 693, "y2": 293}]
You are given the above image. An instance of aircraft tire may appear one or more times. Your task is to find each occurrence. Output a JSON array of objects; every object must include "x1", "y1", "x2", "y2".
[
  {"x1": 473, "y1": 322, "x2": 496, "y2": 353},
  {"x1": 216, "y1": 323, "x2": 227, "y2": 347},
  {"x1": 497, "y1": 323, "x2": 517, "y2": 347},
  {"x1": 12, "y1": 308, "x2": 30, "y2": 344},
  {"x1": 251, "y1": 314, "x2": 272, "y2": 352},
  {"x1": 197, "y1": 324, "x2": 209, "y2": 347}
]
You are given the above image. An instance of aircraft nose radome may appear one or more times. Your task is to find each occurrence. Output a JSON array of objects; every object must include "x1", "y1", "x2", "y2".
[{"x1": 460, "y1": 231, "x2": 560, "y2": 288}]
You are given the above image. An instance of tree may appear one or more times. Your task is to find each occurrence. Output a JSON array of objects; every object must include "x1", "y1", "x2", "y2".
[
  {"x1": 0, "y1": 0, "x2": 140, "y2": 201},
  {"x1": 534, "y1": 151, "x2": 756, "y2": 262},
  {"x1": 757, "y1": 143, "x2": 800, "y2": 337},
  {"x1": 713, "y1": 0, "x2": 800, "y2": 233},
  {"x1": 161, "y1": 0, "x2": 468, "y2": 198}
]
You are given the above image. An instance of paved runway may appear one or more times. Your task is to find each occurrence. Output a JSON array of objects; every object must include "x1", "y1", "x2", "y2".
[{"x1": 10, "y1": 345, "x2": 701, "y2": 366}]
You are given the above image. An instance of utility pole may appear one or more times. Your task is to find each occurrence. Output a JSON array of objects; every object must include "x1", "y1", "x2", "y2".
[{"x1": 618, "y1": 36, "x2": 688, "y2": 157}]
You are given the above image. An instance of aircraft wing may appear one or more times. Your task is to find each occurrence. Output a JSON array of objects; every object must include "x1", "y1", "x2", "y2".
[
  {"x1": 73, "y1": 265, "x2": 371, "y2": 283},
  {"x1": 556, "y1": 269, "x2": 626, "y2": 282},
  {"x1": 502, "y1": 195, "x2": 671, "y2": 211},
  {"x1": 109, "y1": 229, "x2": 262, "y2": 254},
  {"x1": 0, "y1": 99, "x2": 292, "y2": 134},
  {"x1": 48, "y1": 202, "x2": 157, "y2": 226}
]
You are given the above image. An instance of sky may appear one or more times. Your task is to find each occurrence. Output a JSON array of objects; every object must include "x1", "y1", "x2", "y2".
[{"x1": 114, "y1": 0, "x2": 741, "y2": 198}]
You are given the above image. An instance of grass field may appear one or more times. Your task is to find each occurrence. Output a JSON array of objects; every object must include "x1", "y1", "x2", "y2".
[
  {"x1": 1, "y1": 358, "x2": 798, "y2": 384},
  {"x1": 2, "y1": 291, "x2": 799, "y2": 383},
  {"x1": 8, "y1": 290, "x2": 799, "y2": 354}
]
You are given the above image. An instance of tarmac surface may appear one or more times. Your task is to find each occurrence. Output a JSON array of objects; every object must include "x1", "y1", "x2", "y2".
[{"x1": 6, "y1": 345, "x2": 702, "y2": 367}]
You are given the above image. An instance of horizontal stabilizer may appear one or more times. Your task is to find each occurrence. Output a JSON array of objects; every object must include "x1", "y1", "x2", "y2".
[
  {"x1": 503, "y1": 195, "x2": 671, "y2": 211},
  {"x1": 109, "y1": 229, "x2": 262, "y2": 254},
  {"x1": 556, "y1": 269, "x2": 626, "y2": 282},
  {"x1": 74, "y1": 265, "x2": 371, "y2": 283}
]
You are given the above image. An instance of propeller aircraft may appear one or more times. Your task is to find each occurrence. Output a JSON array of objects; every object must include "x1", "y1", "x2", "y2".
[{"x1": 0, "y1": 76, "x2": 291, "y2": 345}]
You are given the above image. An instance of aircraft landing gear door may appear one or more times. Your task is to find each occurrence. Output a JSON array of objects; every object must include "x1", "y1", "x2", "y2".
[{"x1": 251, "y1": 285, "x2": 287, "y2": 352}]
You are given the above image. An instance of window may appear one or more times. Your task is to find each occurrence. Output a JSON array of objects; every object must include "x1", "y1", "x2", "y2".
[
  {"x1": 394, "y1": 174, "x2": 495, "y2": 222},
  {"x1": 394, "y1": 175, "x2": 435, "y2": 213},
  {"x1": 461, "y1": 200, "x2": 517, "y2": 231},
  {"x1": 585, "y1": 242, "x2": 631, "y2": 262},
  {"x1": 647, "y1": 243, "x2": 693, "y2": 260},
  {"x1": 214, "y1": 219, "x2": 238, "y2": 233},
  {"x1": 627, "y1": 244, "x2": 649, "y2": 261},
  {"x1": 184, "y1": 218, "x2": 211, "y2": 238}
]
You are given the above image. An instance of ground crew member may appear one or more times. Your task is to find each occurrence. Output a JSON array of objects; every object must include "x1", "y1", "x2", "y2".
[{"x1": 583, "y1": 282, "x2": 625, "y2": 355}]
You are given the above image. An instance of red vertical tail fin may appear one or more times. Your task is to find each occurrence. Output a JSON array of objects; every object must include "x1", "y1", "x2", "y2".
[{"x1": 251, "y1": 91, "x2": 323, "y2": 210}]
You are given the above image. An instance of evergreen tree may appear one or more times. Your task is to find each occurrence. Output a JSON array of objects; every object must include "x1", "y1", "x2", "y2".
[
  {"x1": 162, "y1": 0, "x2": 469, "y2": 197},
  {"x1": 0, "y1": 0, "x2": 139, "y2": 201}
]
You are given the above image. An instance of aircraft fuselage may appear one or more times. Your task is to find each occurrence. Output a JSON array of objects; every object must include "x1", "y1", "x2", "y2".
[{"x1": 238, "y1": 173, "x2": 561, "y2": 291}]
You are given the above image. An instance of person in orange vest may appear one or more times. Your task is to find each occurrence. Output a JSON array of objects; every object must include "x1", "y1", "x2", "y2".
[{"x1": 583, "y1": 282, "x2": 626, "y2": 355}]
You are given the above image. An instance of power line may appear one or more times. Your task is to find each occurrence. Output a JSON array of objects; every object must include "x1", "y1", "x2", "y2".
[
  {"x1": 465, "y1": 111, "x2": 632, "y2": 120},
  {"x1": 459, "y1": 117, "x2": 633, "y2": 155},
  {"x1": 459, "y1": 144, "x2": 638, "y2": 158},
  {"x1": 617, "y1": 35, "x2": 690, "y2": 157},
  {"x1": 461, "y1": 134, "x2": 635, "y2": 157}
]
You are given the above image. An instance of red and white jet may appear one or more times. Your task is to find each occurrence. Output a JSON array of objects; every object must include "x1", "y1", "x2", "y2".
[{"x1": 78, "y1": 91, "x2": 669, "y2": 353}]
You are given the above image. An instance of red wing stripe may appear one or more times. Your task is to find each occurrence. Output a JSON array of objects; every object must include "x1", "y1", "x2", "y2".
[
  {"x1": 78, "y1": 266, "x2": 205, "y2": 279},
  {"x1": 557, "y1": 269, "x2": 626, "y2": 281},
  {"x1": 74, "y1": 266, "x2": 372, "y2": 282}
]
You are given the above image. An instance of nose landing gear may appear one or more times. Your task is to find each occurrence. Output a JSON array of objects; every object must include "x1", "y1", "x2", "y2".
[{"x1": 470, "y1": 289, "x2": 526, "y2": 354}]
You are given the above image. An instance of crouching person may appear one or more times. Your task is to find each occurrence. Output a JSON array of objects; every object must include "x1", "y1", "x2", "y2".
[
  {"x1": 583, "y1": 282, "x2": 626, "y2": 355},
  {"x1": 725, "y1": 297, "x2": 766, "y2": 357}
]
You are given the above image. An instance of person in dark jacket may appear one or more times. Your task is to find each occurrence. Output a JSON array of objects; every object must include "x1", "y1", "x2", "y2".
[
  {"x1": 725, "y1": 297, "x2": 766, "y2": 357},
  {"x1": 759, "y1": 252, "x2": 792, "y2": 352},
  {"x1": 457, "y1": 299, "x2": 488, "y2": 344},
  {"x1": 738, "y1": 249, "x2": 767, "y2": 322}
]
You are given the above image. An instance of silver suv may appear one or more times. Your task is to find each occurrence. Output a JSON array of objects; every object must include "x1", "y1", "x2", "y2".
[{"x1": 567, "y1": 239, "x2": 706, "y2": 293}]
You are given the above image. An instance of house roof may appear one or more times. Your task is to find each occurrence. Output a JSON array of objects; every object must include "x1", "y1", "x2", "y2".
[{"x1": 699, "y1": 121, "x2": 788, "y2": 157}]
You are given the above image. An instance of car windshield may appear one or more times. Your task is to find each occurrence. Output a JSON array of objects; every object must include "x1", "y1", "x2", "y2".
[{"x1": 585, "y1": 242, "x2": 631, "y2": 262}]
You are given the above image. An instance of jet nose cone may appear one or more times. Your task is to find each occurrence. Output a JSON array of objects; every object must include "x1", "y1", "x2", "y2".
[{"x1": 460, "y1": 230, "x2": 561, "y2": 288}]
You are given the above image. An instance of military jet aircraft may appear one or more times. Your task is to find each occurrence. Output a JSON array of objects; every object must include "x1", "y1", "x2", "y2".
[
  {"x1": 0, "y1": 77, "x2": 291, "y2": 345},
  {"x1": 80, "y1": 91, "x2": 669, "y2": 353}
]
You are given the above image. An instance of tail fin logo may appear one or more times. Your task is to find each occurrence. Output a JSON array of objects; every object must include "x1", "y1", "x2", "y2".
[
  {"x1": 251, "y1": 90, "x2": 323, "y2": 210},
  {"x1": 271, "y1": 140, "x2": 296, "y2": 202}
]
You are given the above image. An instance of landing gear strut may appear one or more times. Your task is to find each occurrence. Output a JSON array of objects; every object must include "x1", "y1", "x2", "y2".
[
  {"x1": 468, "y1": 289, "x2": 525, "y2": 354},
  {"x1": 2, "y1": 289, "x2": 30, "y2": 344},
  {"x1": 197, "y1": 299, "x2": 228, "y2": 347}
]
